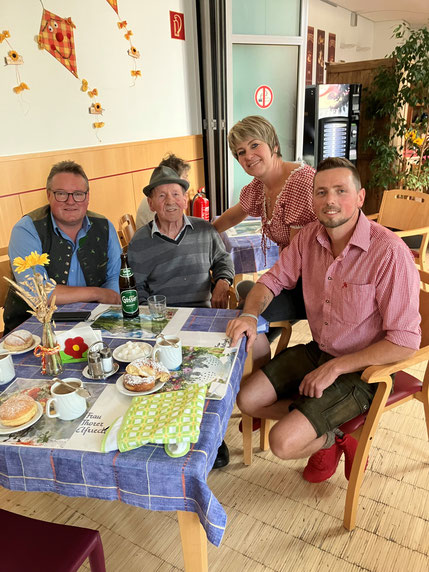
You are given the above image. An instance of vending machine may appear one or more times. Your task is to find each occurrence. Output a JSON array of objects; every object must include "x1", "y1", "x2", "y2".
[{"x1": 303, "y1": 83, "x2": 361, "y2": 166}]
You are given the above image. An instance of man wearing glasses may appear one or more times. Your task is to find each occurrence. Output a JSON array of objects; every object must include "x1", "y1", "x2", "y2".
[{"x1": 4, "y1": 160, "x2": 121, "y2": 333}]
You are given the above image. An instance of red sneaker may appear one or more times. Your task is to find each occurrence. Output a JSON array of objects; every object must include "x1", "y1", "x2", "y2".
[
  {"x1": 303, "y1": 441, "x2": 343, "y2": 483},
  {"x1": 336, "y1": 434, "x2": 368, "y2": 480},
  {"x1": 238, "y1": 417, "x2": 261, "y2": 433}
]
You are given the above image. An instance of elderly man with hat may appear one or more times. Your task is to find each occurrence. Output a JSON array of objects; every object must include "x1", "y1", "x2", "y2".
[
  {"x1": 128, "y1": 165, "x2": 235, "y2": 469},
  {"x1": 128, "y1": 165, "x2": 234, "y2": 309}
]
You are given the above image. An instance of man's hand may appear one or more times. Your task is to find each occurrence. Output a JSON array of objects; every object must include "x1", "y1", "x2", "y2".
[
  {"x1": 226, "y1": 316, "x2": 257, "y2": 351},
  {"x1": 96, "y1": 288, "x2": 121, "y2": 305},
  {"x1": 211, "y1": 279, "x2": 230, "y2": 309},
  {"x1": 298, "y1": 359, "x2": 339, "y2": 398}
]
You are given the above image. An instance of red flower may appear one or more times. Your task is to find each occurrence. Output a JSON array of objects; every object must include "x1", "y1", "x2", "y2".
[{"x1": 64, "y1": 336, "x2": 88, "y2": 359}]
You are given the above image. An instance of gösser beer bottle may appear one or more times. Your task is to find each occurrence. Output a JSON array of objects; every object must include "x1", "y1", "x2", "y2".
[{"x1": 119, "y1": 253, "x2": 139, "y2": 319}]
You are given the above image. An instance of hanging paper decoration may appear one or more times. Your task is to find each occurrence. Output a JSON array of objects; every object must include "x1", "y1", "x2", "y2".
[
  {"x1": 1, "y1": 29, "x2": 29, "y2": 95},
  {"x1": 38, "y1": 9, "x2": 78, "y2": 77},
  {"x1": 37, "y1": 8, "x2": 105, "y2": 140},
  {"x1": 106, "y1": 1, "x2": 141, "y2": 85}
]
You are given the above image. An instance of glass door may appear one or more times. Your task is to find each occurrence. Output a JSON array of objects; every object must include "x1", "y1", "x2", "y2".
[{"x1": 226, "y1": 0, "x2": 308, "y2": 204}]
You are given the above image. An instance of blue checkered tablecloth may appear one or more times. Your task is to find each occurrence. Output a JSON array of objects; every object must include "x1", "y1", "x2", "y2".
[
  {"x1": 0, "y1": 304, "x2": 252, "y2": 547},
  {"x1": 220, "y1": 217, "x2": 279, "y2": 274}
]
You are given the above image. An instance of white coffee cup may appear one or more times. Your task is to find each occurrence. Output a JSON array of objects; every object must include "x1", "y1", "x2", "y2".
[
  {"x1": 46, "y1": 378, "x2": 87, "y2": 421},
  {"x1": 152, "y1": 335, "x2": 182, "y2": 371},
  {"x1": 0, "y1": 353, "x2": 15, "y2": 385}
]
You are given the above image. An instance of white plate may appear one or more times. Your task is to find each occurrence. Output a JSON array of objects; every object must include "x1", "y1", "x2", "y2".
[
  {"x1": 0, "y1": 335, "x2": 41, "y2": 355},
  {"x1": 112, "y1": 342, "x2": 152, "y2": 363},
  {"x1": 0, "y1": 401, "x2": 43, "y2": 435},
  {"x1": 82, "y1": 362, "x2": 119, "y2": 380},
  {"x1": 116, "y1": 375, "x2": 166, "y2": 397}
]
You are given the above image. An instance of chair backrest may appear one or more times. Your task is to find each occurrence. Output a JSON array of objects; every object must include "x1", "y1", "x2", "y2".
[
  {"x1": 419, "y1": 269, "x2": 429, "y2": 348},
  {"x1": 118, "y1": 214, "x2": 136, "y2": 247},
  {"x1": 377, "y1": 190, "x2": 429, "y2": 231},
  {"x1": 0, "y1": 247, "x2": 12, "y2": 308}
]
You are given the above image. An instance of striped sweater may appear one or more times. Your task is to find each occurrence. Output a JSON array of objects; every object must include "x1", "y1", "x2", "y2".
[{"x1": 127, "y1": 217, "x2": 234, "y2": 307}]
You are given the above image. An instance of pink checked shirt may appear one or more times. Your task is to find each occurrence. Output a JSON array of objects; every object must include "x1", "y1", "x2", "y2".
[
  {"x1": 259, "y1": 212, "x2": 421, "y2": 356},
  {"x1": 239, "y1": 164, "x2": 316, "y2": 255}
]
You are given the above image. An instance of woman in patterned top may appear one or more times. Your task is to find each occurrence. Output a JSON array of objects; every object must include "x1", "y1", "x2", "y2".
[{"x1": 213, "y1": 116, "x2": 316, "y2": 323}]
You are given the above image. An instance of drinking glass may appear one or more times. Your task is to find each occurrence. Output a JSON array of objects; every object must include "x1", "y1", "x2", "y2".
[{"x1": 147, "y1": 295, "x2": 167, "y2": 321}]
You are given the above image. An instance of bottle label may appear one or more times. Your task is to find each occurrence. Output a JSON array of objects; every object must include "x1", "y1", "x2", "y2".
[
  {"x1": 121, "y1": 289, "x2": 139, "y2": 314},
  {"x1": 120, "y1": 268, "x2": 133, "y2": 278}
]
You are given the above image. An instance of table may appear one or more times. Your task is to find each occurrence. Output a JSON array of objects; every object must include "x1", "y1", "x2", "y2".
[
  {"x1": 0, "y1": 304, "x2": 254, "y2": 571},
  {"x1": 220, "y1": 217, "x2": 279, "y2": 276}
]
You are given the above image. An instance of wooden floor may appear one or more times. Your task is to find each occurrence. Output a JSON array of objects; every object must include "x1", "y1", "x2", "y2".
[{"x1": 1, "y1": 321, "x2": 428, "y2": 571}]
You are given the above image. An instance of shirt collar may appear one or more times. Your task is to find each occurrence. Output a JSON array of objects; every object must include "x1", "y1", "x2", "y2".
[
  {"x1": 316, "y1": 210, "x2": 370, "y2": 253},
  {"x1": 151, "y1": 214, "x2": 193, "y2": 238},
  {"x1": 50, "y1": 211, "x2": 90, "y2": 237}
]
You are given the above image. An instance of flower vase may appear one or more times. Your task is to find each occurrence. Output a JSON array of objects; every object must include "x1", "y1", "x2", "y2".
[{"x1": 39, "y1": 321, "x2": 63, "y2": 376}]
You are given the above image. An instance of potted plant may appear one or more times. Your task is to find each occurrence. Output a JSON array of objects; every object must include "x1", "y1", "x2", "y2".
[{"x1": 365, "y1": 23, "x2": 429, "y2": 193}]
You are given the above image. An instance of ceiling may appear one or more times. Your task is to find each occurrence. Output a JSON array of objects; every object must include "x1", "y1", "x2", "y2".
[{"x1": 324, "y1": 0, "x2": 429, "y2": 27}]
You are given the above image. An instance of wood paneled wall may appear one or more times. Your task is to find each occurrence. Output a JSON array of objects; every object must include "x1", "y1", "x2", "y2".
[{"x1": 0, "y1": 135, "x2": 205, "y2": 249}]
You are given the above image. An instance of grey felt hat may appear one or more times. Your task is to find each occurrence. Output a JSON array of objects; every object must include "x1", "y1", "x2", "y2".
[{"x1": 143, "y1": 165, "x2": 189, "y2": 197}]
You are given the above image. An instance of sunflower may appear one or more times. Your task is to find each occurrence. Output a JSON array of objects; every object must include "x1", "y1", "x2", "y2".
[
  {"x1": 13, "y1": 256, "x2": 29, "y2": 274},
  {"x1": 94, "y1": 102, "x2": 102, "y2": 112},
  {"x1": 8, "y1": 50, "x2": 19, "y2": 61},
  {"x1": 25, "y1": 251, "x2": 50, "y2": 269}
]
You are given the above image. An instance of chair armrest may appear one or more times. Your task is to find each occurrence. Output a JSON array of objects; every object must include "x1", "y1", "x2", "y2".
[
  {"x1": 361, "y1": 346, "x2": 429, "y2": 383},
  {"x1": 394, "y1": 226, "x2": 429, "y2": 238},
  {"x1": 366, "y1": 213, "x2": 379, "y2": 221}
]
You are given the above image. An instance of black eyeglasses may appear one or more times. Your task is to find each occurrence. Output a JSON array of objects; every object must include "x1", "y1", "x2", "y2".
[{"x1": 51, "y1": 190, "x2": 88, "y2": 203}]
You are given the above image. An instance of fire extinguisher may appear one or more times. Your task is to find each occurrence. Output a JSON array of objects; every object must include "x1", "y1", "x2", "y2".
[{"x1": 191, "y1": 187, "x2": 210, "y2": 220}]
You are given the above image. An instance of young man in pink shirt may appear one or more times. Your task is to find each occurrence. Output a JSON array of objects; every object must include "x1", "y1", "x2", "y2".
[{"x1": 226, "y1": 157, "x2": 421, "y2": 482}]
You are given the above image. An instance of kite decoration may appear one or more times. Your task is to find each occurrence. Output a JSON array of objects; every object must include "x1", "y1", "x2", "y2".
[
  {"x1": 105, "y1": 0, "x2": 141, "y2": 85},
  {"x1": 37, "y1": 4, "x2": 105, "y2": 140},
  {"x1": 1, "y1": 29, "x2": 29, "y2": 95},
  {"x1": 106, "y1": 0, "x2": 119, "y2": 14},
  {"x1": 38, "y1": 9, "x2": 78, "y2": 77}
]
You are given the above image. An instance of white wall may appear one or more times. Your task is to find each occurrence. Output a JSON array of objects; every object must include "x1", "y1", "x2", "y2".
[
  {"x1": 372, "y1": 21, "x2": 408, "y2": 59},
  {"x1": 0, "y1": 0, "x2": 201, "y2": 156},
  {"x1": 308, "y1": 0, "x2": 406, "y2": 77}
]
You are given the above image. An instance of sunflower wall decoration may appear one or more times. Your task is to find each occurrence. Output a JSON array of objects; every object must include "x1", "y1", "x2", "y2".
[
  {"x1": 0, "y1": 29, "x2": 29, "y2": 95},
  {"x1": 105, "y1": 0, "x2": 141, "y2": 85},
  {"x1": 37, "y1": 7, "x2": 106, "y2": 139}
]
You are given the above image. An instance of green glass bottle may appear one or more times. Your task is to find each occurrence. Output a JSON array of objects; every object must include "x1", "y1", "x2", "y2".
[{"x1": 119, "y1": 253, "x2": 139, "y2": 319}]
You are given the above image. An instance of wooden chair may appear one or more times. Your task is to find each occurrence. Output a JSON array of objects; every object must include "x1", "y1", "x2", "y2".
[
  {"x1": 246, "y1": 269, "x2": 429, "y2": 531},
  {"x1": 241, "y1": 319, "x2": 292, "y2": 465},
  {"x1": 0, "y1": 508, "x2": 106, "y2": 571},
  {"x1": 118, "y1": 213, "x2": 137, "y2": 248},
  {"x1": 368, "y1": 189, "x2": 429, "y2": 272},
  {"x1": 0, "y1": 247, "x2": 13, "y2": 336}
]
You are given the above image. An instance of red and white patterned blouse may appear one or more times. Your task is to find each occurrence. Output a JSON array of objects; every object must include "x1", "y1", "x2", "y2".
[{"x1": 239, "y1": 164, "x2": 317, "y2": 255}]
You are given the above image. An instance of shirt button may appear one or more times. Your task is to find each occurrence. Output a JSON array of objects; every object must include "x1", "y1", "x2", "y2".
[
  {"x1": 65, "y1": 262, "x2": 70, "y2": 266},
  {"x1": 328, "y1": 277, "x2": 332, "y2": 280},
  {"x1": 325, "y1": 299, "x2": 330, "y2": 303}
]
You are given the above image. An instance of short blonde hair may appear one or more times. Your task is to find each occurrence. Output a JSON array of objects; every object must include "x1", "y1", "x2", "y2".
[{"x1": 228, "y1": 116, "x2": 282, "y2": 159}]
